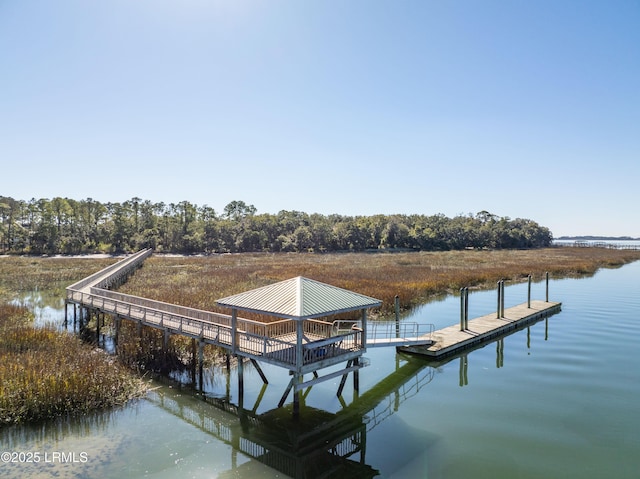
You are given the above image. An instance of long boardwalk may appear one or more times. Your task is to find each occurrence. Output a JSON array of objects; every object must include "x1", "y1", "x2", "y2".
[
  {"x1": 65, "y1": 250, "x2": 430, "y2": 381},
  {"x1": 399, "y1": 300, "x2": 561, "y2": 358},
  {"x1": 66, "y1": 250, "x2": 363, "y2": 372}
]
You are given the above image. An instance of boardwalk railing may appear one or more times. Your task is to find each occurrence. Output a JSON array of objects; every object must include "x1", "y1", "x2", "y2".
[
  {"x1": 302, "y1": 332, "x2": 363, "y2": 365},
  {"x1": 66, "y1": 251, "x2": 364, "y2": 370},
  {"x1": 89, "y1": 288, "x2": 233, "y2": 326},
  {"x1": 66, "y1": 248, "x2": 153, "y2": 294},
  {"x1": 75, "y1": 287, "x2": 365, "y2": 368}
]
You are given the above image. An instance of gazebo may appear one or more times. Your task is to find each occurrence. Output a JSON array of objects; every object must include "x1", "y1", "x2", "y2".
[{"x1": 216, "y1": 276, "x2": 382, "y2": 414}]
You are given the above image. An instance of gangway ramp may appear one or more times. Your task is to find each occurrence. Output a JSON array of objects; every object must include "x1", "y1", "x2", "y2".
[
  {"x1": 366, "y1": 320, "x2": 434, "y2": 348},
  {"x1": 331, "y1": 319, "x2": 434, "y2": 348}
]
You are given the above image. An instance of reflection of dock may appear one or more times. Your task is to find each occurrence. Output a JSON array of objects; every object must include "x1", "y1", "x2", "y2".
[
  {"x1": 400, "y1": 301, "x2": 561, "y2": 358},
  {"x1": 147, "y1": 352, "x2": 437, "y2": 478}
]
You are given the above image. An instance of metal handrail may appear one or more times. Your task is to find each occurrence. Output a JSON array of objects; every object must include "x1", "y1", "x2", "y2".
[
  {"x1": 367, "y1": 321, "x2": 434, "y2": 341},
  {"x1": 90, "y1": 288, "x2": 232, "y2": 325}
]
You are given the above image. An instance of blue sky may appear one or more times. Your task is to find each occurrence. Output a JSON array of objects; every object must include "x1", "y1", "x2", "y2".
[{"x1": 1, "y1": 0, "x2": 639, "y2": 237}]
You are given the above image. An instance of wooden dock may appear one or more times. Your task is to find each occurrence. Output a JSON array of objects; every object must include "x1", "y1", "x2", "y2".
[{"x1": 399, "y1": 300, "x2": 561, "y2": 359}]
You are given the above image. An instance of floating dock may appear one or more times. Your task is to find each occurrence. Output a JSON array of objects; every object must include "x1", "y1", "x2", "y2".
[{"x1": 399, "y1": 299, "x2": 561, "y2": 359}]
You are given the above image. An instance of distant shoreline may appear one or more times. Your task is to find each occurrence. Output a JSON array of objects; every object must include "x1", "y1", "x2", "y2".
[{"x1": 556, "y1": 236, "x2": 640, "y2": 241}]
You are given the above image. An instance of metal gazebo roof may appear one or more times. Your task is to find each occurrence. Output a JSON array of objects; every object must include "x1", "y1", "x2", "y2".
[{"x1": 216, "y1": 276, "x2": 382, "y2": 320}]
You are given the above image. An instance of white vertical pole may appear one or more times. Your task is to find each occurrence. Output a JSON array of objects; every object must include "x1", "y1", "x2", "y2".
[
  {"x1": 461, "y1": 288, "x2": 466, "y2": 330},
  {"x1": 464, "y1": 288, "x2": 469, "y2": 329},
  {"x1": 296, "y1": 319, "x2": 303, "y2": 370},
  {"x1": 361, "y1": 310, "x2": 367, "y2": 349},
  {"x1": 231, "y1": 309, "x2": 237, "y2": 354}
]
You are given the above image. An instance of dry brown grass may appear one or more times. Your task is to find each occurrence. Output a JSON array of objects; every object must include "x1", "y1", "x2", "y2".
[
  {"x1": 0, "y1": 256, "x2": 117, "y2": 302},
  {"x1": 117, "y1": 248, "x2": 640, "y2": 317},
  {"x1": 0, "y1": 304, "x2": 146, "y2": 425}
]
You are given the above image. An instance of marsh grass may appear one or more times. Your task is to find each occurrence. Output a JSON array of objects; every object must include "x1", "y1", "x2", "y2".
[
  {"x1": 0, "y1": 256, "x2": 116, "y2": 302},
  {"x1": 118, "y1": 248, "x2": 640, "y2": 317},
  {"x1": 81, "y1": 313, "x2": 227, "y2": 375},
  {"x1": 0, "y1": 304, "x2": 146, "y2": 426},
  {"x1": 113, "y1": 319, "x2": 197, "y2": 373}
]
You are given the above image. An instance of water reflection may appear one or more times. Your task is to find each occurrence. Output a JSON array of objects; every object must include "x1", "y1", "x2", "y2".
[
  {"x1": 11, "y1": 287, "x2": 67, "y2": 328},
  {"x1": 147, "y1": 353, "x2": 438, "y2": 478},
  {"x1": 419, "y1": 315, "x2": 554, "y2": 388},
  {"x1": 1, "y1": 408, "x2": 125, "y2": 448},
  {"x1": 0, "y1": 405, "x2": 144, "y2": 479}
]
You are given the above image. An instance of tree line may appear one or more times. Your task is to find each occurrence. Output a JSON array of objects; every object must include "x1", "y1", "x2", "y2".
[{"x1": 0, "y1": 196, "x2": 553, "y2": 255}]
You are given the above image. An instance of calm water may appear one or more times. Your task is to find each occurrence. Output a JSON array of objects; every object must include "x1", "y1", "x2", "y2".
[{"x1": 2, "y1": 261, "x2": 640, "y2": 478}]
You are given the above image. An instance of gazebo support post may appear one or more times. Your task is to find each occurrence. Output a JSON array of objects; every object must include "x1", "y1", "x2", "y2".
[
  {"x1": 353, "y1": 357, "x2": 360, "y2": 399},
  {"x1": 293, "y1": 318, "x2": 304, "y2": 418},
  {"x1": 231, "y1": 308, "x2": 238, "y2": 354},
  {"x1": 361, "y1": 310, "x2": 367, "y2": 349},
  {"x1": 292, "y1": 374, "x2": 301, "y2": 418}
]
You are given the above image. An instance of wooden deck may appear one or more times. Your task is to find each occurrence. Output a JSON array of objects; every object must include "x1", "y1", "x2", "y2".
[{"x1": 399, "y1": 300, "x2": 561, "y2": 358}]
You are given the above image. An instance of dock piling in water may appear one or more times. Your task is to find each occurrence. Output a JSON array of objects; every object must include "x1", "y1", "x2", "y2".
[
  {"x1": 460, "y1": 287, "x2": 470, "y2": 330},
  {"x1": 395, "y1": 295, "x2": 400, "y2": 337},
  {"x1": 546, "y1": 272, "x2": 550, "y2": 302},
  {"x1": 460, "y1": 288, "x2": 465, "y2": 331},
  {"x1": 464, "y1": 288, "x2": 469, "y2": 329}
]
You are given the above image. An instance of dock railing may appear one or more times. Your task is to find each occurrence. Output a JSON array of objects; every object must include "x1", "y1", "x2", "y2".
[
  {"x1": 70, "y1": 282, "x2": 360, "y2": 369},
  {"x1": 303, "y1": 330, "x2": 363, "y2": 365}
]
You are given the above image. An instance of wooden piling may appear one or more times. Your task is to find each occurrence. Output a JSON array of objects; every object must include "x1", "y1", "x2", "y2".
[{"x1": 546, "y1": 272, "x2": 550, "y2": 302}]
